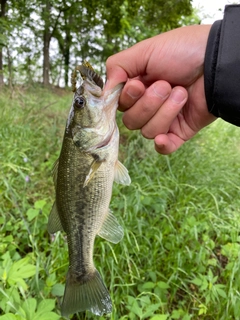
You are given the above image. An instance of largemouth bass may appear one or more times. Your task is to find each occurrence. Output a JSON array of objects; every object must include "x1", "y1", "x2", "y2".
[{"x1": 48, "y1": 62, "x2": 131, "y2": 317}]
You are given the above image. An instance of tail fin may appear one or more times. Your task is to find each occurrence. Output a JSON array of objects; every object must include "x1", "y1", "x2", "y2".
[{"x1": 61, "y1": 269, "x2": 112, "y2": 317}]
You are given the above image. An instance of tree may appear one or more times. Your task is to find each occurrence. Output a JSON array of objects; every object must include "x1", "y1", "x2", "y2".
[
  {"x1": 98, "y1": 0, "x2": 197, "y2": 58},
  {"x1": 40, "y1": 0, "x2": 63, "y2": 86},
  {"x1": 0, "y1": 0, "x2": 198, "y2": 88},
  {"x1": 53, "y1": 1, "x2": 75, "y2": 87},
  {"x1": 0, "y1": 0, "x2": 35, "y2": 87},
  {"x1": 0, "y1": 0, "x2": 7, "y2": 86},
  {"x1": 51, "y1": 0, "x2": 197, "y2": 87}
]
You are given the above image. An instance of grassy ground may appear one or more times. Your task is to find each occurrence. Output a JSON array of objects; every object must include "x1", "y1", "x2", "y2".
[{"x1": 1, "y1": 86, "x2": 240, "y2": 320}]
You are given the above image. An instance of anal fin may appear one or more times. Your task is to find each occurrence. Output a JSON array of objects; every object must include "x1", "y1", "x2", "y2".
[{"x1": 98, "y1": 210, "x2": 124, "y2": 244}]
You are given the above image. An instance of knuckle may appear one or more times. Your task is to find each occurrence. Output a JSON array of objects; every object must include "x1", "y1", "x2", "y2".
[{"x1": 142, "y1": 102, "x2": 155, "y2": 114}]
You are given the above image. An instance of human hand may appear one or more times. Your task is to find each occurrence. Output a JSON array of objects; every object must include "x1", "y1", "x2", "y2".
[{"x1": 105, "y1": 25, "x2": 217, "y2": 154}]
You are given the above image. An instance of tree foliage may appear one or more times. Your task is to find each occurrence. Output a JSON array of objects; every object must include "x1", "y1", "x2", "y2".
[{"x1": 0, "y1": 0, "x2": 199, "y2": 87}]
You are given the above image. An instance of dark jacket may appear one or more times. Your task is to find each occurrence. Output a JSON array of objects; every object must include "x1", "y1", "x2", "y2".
[{"x1": 204, "y1": 5, "x2": 240, "y2": 126}]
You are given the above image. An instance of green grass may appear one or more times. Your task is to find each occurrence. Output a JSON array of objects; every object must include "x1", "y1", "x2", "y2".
[{"x1": 1, "y1": 86, "x2": 240, "y2": 320}]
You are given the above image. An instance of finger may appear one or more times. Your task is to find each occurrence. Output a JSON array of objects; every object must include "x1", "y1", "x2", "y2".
[
  {"x1": 104, "y1": 64, "x2": 128, "y2": 91},
  {"x1": 122, "y1": 80, "x2": 171, "y2": 130},
  {"x1": 105, "y1": 40, "x2": 150, "y2": 89},
  {"x1": 118, "y1": 79, "x2": 145, "y2": 112},
  {"x1": 154, "y1": 133, "x2": 186, "y2": 155},
  {"x1": 141, "y1": 87, "x2": 188, "y2": 139}
]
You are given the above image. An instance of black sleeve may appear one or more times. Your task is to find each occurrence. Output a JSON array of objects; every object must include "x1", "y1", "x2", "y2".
[{"x1": 204, "y1": 5, "x2": 240, "y2": 126}]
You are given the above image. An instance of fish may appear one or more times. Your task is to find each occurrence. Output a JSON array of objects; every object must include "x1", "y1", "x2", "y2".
[{"x1": 47, "y1": 61, "x2": 131, "y2": 317}]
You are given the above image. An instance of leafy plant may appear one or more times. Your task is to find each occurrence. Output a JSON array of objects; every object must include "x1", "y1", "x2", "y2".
[{"x1": 1, "y1": 87, "x2": 240, "y2": 319}]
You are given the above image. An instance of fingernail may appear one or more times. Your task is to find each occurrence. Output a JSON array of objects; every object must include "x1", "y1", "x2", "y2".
[
  {"x1": 126, "y1": 86, "x2": 142, "y2": 99},
  {"x1": 153, "y1": 83, "x2": 169, "y2": 99},
  {"x1": 170, "y1": 89, "x2": 186, "y2": 104}
]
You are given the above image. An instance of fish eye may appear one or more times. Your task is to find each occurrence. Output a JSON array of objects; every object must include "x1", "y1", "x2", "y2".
[{"x1": 74, "y1": 96, "x2": 85, "y2": 109}]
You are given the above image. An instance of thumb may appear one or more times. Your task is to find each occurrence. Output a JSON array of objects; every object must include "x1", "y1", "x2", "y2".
[
  {"x1": 105, "y1": 64, "x2": 128, "y2": 91},
  {"x1": 105, "y1": 41, "x2": 150, "y2": 90}
]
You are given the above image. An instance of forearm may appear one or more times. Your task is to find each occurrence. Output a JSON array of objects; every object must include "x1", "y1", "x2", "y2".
[{"x1": 204, "y1": 5, "x2": 240, "y2": 126}]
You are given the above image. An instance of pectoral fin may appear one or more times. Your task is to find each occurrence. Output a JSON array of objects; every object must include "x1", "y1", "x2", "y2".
[
  {"x1": 83, "y1": 159, "x2": 103, "y2": 188},
  {"x1": 114, "y1": 160, "x2": 131, "y2": 185},
  {"x1": 98, "y1": 210, "x2": 124, "y2": 244},
  {"x1": 47, "y1": 201, "x2": 64, "y2": 234}
]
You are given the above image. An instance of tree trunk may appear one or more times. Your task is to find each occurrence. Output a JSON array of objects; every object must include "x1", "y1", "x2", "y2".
[
  {"x1": 0, "y1": 50, "x2": 3, "y2": 86},
  {"x1": 43, "y1": 31, "x2": 51, "y2": 86},
  {"x1": 0, "y1": 0, "x2": 7, "y2": 86},
  {"x1": 42, "y1": 0, "x2": 51, "y2": 86},
  {"x1": 64, "y1": 48, "x2": 69, "y2": 87},
  {"x1": 63, "y1": 12, "x2": 72, "y2": 87},
  {"x1": 6, "y1": 45, "x2": 12, "y2": 90},
  {"x1": 64, "y1": 26, "x2": 72, "y2": 87}
]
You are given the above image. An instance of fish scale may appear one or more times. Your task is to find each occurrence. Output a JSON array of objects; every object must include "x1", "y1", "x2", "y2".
[{"x1": 48, "y1": 63, "x2": 131, "y2": 317}]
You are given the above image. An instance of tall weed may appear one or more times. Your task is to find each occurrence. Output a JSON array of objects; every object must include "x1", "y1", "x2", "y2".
[{"x1": 1, "y1": 87, "x2": 240, "y2": 319}]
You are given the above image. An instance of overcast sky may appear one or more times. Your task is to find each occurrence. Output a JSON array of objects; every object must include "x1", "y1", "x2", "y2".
[{"x1": 192, "y1": 0, "x2": 239, "y2": 23}]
